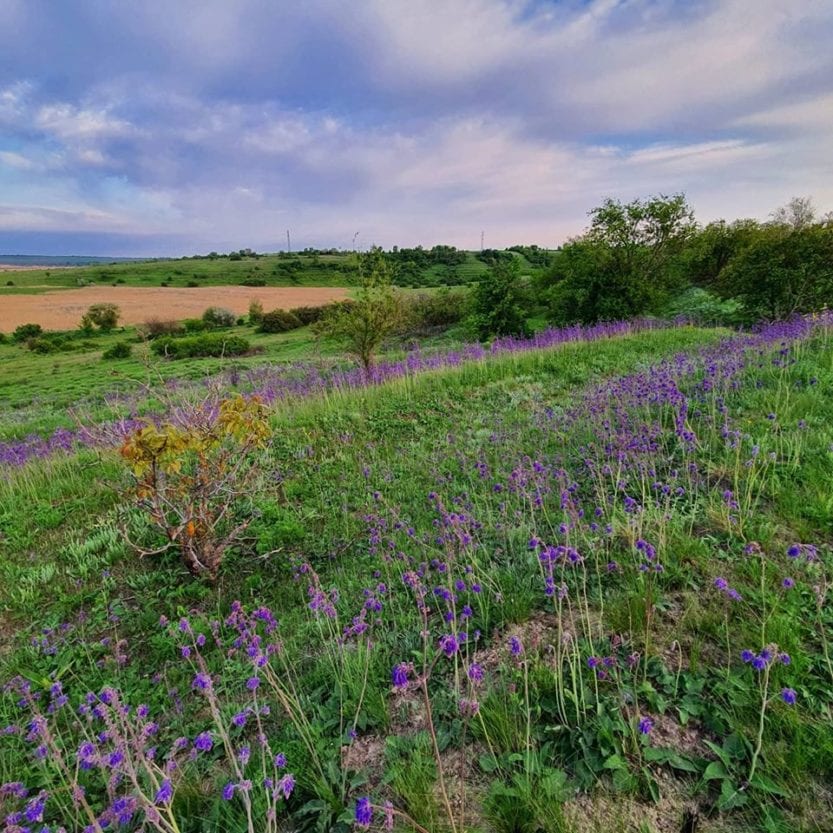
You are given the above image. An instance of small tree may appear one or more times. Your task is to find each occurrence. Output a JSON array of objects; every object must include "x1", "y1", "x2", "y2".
[
  {"x1": 469, "y1": 259, "x2": 530, "y2": 339},
  {"x1": 543, "y1": 194, "x2": 696, "y2": 324},
  {"x1": 248, "y1": 298, "x2": 264, "y2": 324},
  {"x1": 81, "y1": 303, "x2": 120, "y2": 332},
  {"x1": 315, "y1": 246, "x2": 402, "y2": 371},
  {"x1": 202, "y1": 306, "x2": 236, "y2": 327}
]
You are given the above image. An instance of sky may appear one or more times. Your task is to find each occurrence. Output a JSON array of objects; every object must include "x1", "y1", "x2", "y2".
[{"x1": 0, "y1": 0, "x2": 831, "y2": 256}]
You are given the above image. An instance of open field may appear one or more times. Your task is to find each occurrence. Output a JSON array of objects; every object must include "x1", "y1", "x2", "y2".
[
  {"x1": 1, "y1": 318, "x2": 832, "y2": 832},
  {"x1": 0, "y1": 285, "x2": 351, "y2": 330},
  {"x1": 0, "y1": 250, "x2": 496, "y2": 294}
]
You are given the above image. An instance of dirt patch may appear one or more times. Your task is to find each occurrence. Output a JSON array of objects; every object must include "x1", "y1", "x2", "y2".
[{"x1": 0, "y1": 285, "x2": 350, "y2": 331}]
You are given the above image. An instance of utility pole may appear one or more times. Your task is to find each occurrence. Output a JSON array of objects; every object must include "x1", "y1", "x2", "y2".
[
  {"x1": 286, "y1": 229, "x2": 291, "y2": 253},
  {"x1": 480, "y1": 230, "x2": 484, "y2": 251}
]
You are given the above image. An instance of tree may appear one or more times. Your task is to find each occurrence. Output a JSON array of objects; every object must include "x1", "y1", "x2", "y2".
[
  {"x1": 718, "y1": 224, "x2": 833, "y2": 319},
  {"x1": 315, "y1": 246, "x2": 402, "y2": 371},
  {"x1": 675, "y1": 218, "x2": 760, "y2": 289},
  {"x1": 469, "y1": 258, "x2": 530, "y2": 339},
  {"x1": 80, "y1": 303, "x2": 120, "y2": 332},
  {"x1": 542, "y1": 194, "x2": 696, "y2": 324},
  {"x1": 770, "y1": 196, "x2": 816, "y2": 230}
]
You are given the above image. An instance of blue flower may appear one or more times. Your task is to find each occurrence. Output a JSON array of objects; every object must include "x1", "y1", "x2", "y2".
[
  {"x1": 355, "y1": 796, "x2": 373, "y2": 828},
  {"x1": 638, "y1": 717, "x2": 653, "y2": 735},
  {"x1": 154, "y1": 779, "x2": 173, "y2": 805},
  {"x1": 781, "y1": 688, "x2": 797, "y2": 705}
]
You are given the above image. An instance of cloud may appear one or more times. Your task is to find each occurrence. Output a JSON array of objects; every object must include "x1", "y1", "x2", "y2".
[{"x1": 0, "y1": 0, "x2": 831, "y2": 254}]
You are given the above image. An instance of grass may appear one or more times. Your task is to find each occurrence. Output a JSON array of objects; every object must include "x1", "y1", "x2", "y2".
[
  {"x1": 0, "y1": 250, "x2": 495, "y2": 293},
  {"x1": 1, "y1": 319, "x2": 832, "y2": 831}
]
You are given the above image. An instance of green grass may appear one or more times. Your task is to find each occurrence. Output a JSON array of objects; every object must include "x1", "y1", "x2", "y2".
[
  {"x1": 0, "y1": 250, "x2": 497, "y2": 294},
  {"x1": 1, "y1": 321, "x2": 832, "y2": 831}
]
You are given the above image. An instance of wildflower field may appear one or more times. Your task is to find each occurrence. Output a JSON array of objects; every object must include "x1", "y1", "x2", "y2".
[{"x1": 1, "y1": 316, "x2": 832, "y2": 832}]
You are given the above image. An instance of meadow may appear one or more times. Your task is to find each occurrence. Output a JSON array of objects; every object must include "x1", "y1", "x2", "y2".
[{"x1": 1, "y1": 308, "x2": 832, "y2": 832}]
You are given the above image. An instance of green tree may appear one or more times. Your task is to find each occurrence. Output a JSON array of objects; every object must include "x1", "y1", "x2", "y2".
[
  {"x1": 316, "y1": 246, "x2": 402, "y2": 370},
  {"x1": 718, "y1": 224, "x2": 833, "y2": 319},
  {"x1": 80, "y1": 303, "x2": 121, "y2": 332},
  {"x1": 543, "y1": 194, "x2": 696, "y2": 323},
  {"x1": 675, "y1": 218, "x2": 760, "y2": 289},
  {"x1": 469, "y1": 258, "x2": 530, "y2": 339}
]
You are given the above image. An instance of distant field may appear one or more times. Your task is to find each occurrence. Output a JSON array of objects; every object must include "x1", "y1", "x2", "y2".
[
  {"x1": 0, "y1": 250, "x2": 499, "y2": 293},
  {"x1": 0, "y1": 285, "x2": 350, "y2": 330}
]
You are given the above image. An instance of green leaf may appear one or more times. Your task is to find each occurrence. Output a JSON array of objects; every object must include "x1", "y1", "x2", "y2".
[
  {"x1": 717, "y1": 778, "x2": 747, "y2": 811},
  {"x1": 703, "y1": 761, "x2": 729, "y2": 781},
  {"x1": 479, "y1": 753, "x2": 499, "y2": 773},
  {"x1": 750, "y1": 773, "x2": 788, "y2": 797},
  {"x1": 603, "y1": 754, "x2": 628, "y2": 771}
]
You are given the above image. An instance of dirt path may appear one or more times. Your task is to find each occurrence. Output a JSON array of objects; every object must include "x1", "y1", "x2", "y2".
[{"x1": 0, "y1": 286, "x2": 350, "y2": 331}]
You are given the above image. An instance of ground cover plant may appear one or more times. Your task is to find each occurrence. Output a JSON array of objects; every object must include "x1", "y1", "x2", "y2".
[{"x1": 1, "y1": 312, "x2": 832, "y2": 832}]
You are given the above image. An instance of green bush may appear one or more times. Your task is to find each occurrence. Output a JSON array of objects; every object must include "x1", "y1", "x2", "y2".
[
  {"x1": 240, "y1": 278, "x2": 267, "y2": 287},
  {"x1": 13, "y1": 322, "x2": 43, "y2": 342},
  {"x1": 288, "y1": 305, "x2": 326, "y2": 326},
  {"x1": 661, "y1": 287, "x2": 744, "y2": 326},
  {"x1": 80, "y1": 303, "x2": 120, "y2": 332},
  {"x1": 151, "y1": 333, "x2": 252, "y2": 359},
  {"x1": 202, "y1": 306, "x2": 236, "y2": 327},
  {"x1": 258, "y1": 309, "x2": 303, "y2": 333},
  {"x1": 139, "y1": 319, "x2": 185, "y2": 339},
  {"x1": 5, "y1": 280, "x2": 13, "y2": 286},
  {"x1": 102, "y1": 341, "x2": 133, "y2": 360},
  {"x1": 401, "y1": 289, "x2": 468, "y2": 334},
  {"x1": 183, "y1": 318, "x2": 210, "y2": 333}
]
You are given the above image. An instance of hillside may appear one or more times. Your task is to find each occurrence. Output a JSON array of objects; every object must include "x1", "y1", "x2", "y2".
[{"x1": 1, "y1": 318, "x2": 831, "y2": 832}]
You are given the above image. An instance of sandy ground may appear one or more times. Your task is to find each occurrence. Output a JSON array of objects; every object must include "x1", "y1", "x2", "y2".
[
  {"x1": 0, "y1": 285, "x2": 350, "y2": 331},
  {"x1": 0, "y1": 264, "x2": 73, "y2": 271}
]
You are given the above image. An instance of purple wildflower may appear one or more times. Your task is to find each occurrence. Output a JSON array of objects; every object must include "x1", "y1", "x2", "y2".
[{"x1": 355, "y1": 796, "x2": 373, "y2": 828}]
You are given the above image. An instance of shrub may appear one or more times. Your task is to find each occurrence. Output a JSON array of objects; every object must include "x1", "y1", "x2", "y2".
[
  {"x1": 102, "y1": 341, "x2": 133, "y2": 360},
  {"x1": 183, "y1": 318, "x2": 210, "y2": 333},
  {"x1": 202, "y1": 306, "x2": 236, "y2": 328},
  {"x1": 401, "y1": 289, "x2": 469, "y2": 334},
  {"x1": 258, "y1": 309, "x2": 303, "y2": 333},
  {"x1": 661, "y1": 287, "x2": 745, "y2": 327},
  {"x1": 80, "y1": 303, "x2": 120, "y2": 332},
  {"x1": 0, "y1": 332, "x2": 6, "y2": 343},
  {"x1": 186, "y1": 280, "x2": 199, "y2": 287},
  {"x1": 240, "y1": 278, "x2": 267, "y2": 287},
  {"x1": 26, "y1": 336, "x2": 60, "y2": 354},
  {"x1": 151, "y1": 333, "x2": 251, "y2": 359},
  {"x1": 140, "y1": 319, "x2": 184, "y2": 339},
  {"x1": 289, "y1": 305, "x2": 326, "y2": 326},
  {"x1": 12, "y1": 322, "x2": 43, "y2": 342},
  {"x1": 120, "y1": 395, "x2": 270, "y2": 578},
  {"x1": 5, "y1": 280, "x2": 13, "y2": 286},
  {"x1": 248, "y1": 299, "x2": 264, "y2": 324}
]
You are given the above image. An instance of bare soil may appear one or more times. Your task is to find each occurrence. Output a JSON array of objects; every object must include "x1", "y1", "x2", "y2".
[{"x1": 0, "y1": 285, "x2": 350, "y2": 331}]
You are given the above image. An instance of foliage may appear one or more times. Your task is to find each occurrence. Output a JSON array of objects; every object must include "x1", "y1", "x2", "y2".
[
  {"x1": 80, "y1": 302, "x2": 121, "y2": 332},
  {"x1": 12, "y1": 322, "x2": 43, "y2": 342},
  {"x1": 469, "y1": 258, "x2": 530, "y2": 339},
  {"x1": 259, "y1": 308, "x2": 303, "y2": 333},
  {"x1": 201, "y1": 306, "x2": 237, "y2": 327},
  {"x1": 139, "y1": 319, "x2": 185, "y2": 339},
  {"x1": 400, "y1": 288, "x2": 469, "y2": 335},
  {"x1": 102, "y1": 341, "x2": 133, "y2": 360},
  {"x1": 661, "y1": 287, "x2": 745, "y2": 326},
  {"x1": 248, "y1": 298, "x2": 264, "y2": 324},
  {"x1": 119, "y1": 395, "x2": 270, "y2": 578},
  {"x1": 717, "y1": 223, "x2": 833, "y2": 319},
  {"x1": 544, "y1": 193, "x2": 696, "y2": 323},
  {"x1": 150, "y1": 333, "x2": 252, "y2": 359},
  {"x1": 315, "y1": 246, "x2": 403, "y2": 369}
]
